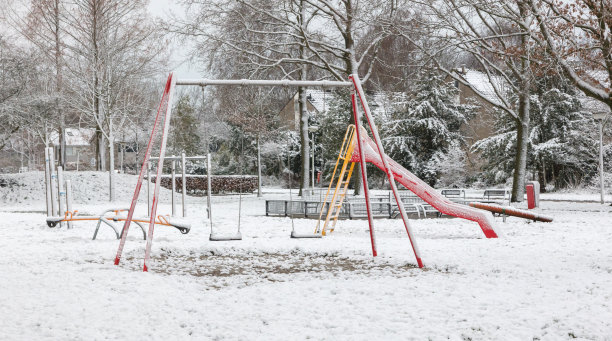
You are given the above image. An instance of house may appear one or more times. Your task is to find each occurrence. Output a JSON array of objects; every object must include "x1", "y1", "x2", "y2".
[
  {"x1": 450, "y1": 68, "x2": 508, "y2": 147},
  {"x1": 279, "y1": 89, "x2": 399, "y2": 130},
  {"x1": 50, "y1": 128, "x2": 96, "y2": 166},
  {"x1": 278, "y1": 90, "x2": 332, "y2": 130}
]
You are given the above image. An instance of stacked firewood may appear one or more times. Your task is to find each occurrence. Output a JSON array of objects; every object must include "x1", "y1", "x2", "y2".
[{"x1": 151, "y1": 175, "x2": 257, "y2": 195}]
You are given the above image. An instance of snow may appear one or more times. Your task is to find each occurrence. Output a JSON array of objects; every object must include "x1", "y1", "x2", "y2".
[
  {"x1": 1, "y1": 172, "x2": 612, "y2": 339},
  {"x1": 458, "y1": 69, "x2": 508, "y2": 105}
]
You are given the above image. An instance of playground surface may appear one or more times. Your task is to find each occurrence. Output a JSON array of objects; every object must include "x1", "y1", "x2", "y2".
[{"x1": 1, "y1": 172, "x2": 611, "y2": 340}]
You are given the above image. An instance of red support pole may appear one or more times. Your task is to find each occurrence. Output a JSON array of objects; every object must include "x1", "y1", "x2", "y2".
[
  {"x1": 349, "y1": 74, "x2": 423, "y2": 268},
  {"x1": 350, "y1": 89, "x2": 377, "y2": 257},
  {"x1": 143, "y1": 74, "x2": 177, "y2": 272},
  {"x1": 114, "y1": 74, "x2": 173, "y2": 266}
]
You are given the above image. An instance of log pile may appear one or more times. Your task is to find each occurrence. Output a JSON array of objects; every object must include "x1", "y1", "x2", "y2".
[{"x1": 151, "y1": 175, "x2": 257, "y2": 195}]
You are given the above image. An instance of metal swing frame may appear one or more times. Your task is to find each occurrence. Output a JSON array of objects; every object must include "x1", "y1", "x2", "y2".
[{"x1": 114, "y1": 73, "x2": 426, "y2": 272}]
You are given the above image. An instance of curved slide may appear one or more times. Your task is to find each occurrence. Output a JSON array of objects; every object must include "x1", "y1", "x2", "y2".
[{"x1": 350, "y1": 133, "x2": 499, "y2": 238}]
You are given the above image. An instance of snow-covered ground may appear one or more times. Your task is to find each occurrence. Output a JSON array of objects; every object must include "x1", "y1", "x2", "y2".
[{"x1": 1, "y1": 172, "x2": 611, "y2": 340}]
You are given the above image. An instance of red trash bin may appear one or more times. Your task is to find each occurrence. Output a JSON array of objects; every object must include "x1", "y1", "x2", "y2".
[{"x1": 525, "y1": 181, "x2": 540, "y2": 209}]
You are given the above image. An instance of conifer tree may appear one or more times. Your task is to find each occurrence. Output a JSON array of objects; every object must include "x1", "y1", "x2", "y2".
[{"x1": 384, "y1": 71, "x2": 475, "y2": 185}]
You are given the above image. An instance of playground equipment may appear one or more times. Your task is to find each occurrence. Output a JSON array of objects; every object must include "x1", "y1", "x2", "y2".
[
  {"x1": 147, "y1": 153, "x2": 207, "y2": 217},
  {"x1": 208, "y1": 150, "x2": 243, "y2": 241},
  {"x1": 288, "y1": 140, "x2": 322, "y2": 239},
  {"x1": 316, "y1": 125, "x2": 499, "y2": 240},
  {"x1": 114, "y1": 73, "x2": 499, "y2": 272},
  {"x1": 46, "y1": 208, "x2": 190, "y2": 239},
  {"x1": 469, "y1": 202, "x2": 553, "y2": 222},
  {"x1": 44, "y1": 134, "x2": 191, "y2": 238},
  {"x1": 44, "y1": 146, "x2": 70, "y2": 229}
]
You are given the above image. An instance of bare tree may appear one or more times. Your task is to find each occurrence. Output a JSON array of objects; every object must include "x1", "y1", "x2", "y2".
[
  {"x1": 399, "y1": 0, "x2": 537, "y2": 202},
  {"x1": 220, "y1": 87, "x2": 282, "y2": 196},
  {"x1": 0, "y1": 37, "x2": 36, "y2": 151},
  {"x1": 529, "y1": 0, "x2": 611, "y2": 111},
  {"x1": 172, "y1": 0, "x2": 400, "y2": 194},
  {"x1": 62, "y1": 0, "x2": 165, "y2": 200},
  {"x1": 4, "y1": 0, "x2": 68, "y2": 165}
]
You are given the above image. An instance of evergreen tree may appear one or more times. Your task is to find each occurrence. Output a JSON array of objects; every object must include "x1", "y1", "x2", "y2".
[
  {"x1": 383, "y1": 71, "x2": 475, "y2": 186},
  {"x1": 170, "y1": 95, "x2": 202, "y2": 156},
  {"x1": 474, "y1": 77, "x2": 599, "y2": 190},
  {"x1": 531, "y1": 89, "x2": 598, "y2": 189}
]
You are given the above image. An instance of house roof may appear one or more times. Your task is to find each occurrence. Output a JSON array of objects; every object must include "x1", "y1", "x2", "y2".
[
  {"x1": 50, "y1": 128, "x2": 95, "y2": 147},
  {"x1": 303, "y1": 89, "x2": 403, "y2": 118},
  {"x1": 306, "y1": 90, "x2": 332, "y2": 113},
  {"x1": 579, "y1": 95, "x2": 611, "y2": 114},
  {"x1": 454, "y1": 69, "x2": 508, "y2": 105}
]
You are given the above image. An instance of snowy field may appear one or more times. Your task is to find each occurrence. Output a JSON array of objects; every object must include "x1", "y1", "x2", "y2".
[{"x1": 1, "y1": 172, "x2": 611, "y2": 340}]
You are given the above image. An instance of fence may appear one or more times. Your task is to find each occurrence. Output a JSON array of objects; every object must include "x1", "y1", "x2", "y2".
[
  {"x1": 265, "y1": 194, "x2": 429, "y2": 220},
  {"x1": 265, "y1": 188, "x2": 509, "y2": 220}
]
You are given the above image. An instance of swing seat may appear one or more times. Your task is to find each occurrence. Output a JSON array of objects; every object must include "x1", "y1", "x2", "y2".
[
  {"x1": 209, "y1": 231, "x2": 242, "y2": 241},
  {"x1": 290, "y1": 231, "x2": 322, "y2": 238}
]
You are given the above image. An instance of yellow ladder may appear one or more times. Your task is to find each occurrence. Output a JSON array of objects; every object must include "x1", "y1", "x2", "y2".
[{"x1": 315, "y1": 125, "x2": 357, "y2": 236}]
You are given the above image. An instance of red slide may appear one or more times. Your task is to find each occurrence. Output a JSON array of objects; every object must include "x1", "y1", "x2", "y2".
[{"x1": 351, "y1": 133, "x2": 499, "y2": 238}]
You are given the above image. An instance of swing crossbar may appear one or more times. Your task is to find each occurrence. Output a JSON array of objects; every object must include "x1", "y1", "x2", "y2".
[{"x1": 176, "y1": 79, "x2": 352, "y2": 88}]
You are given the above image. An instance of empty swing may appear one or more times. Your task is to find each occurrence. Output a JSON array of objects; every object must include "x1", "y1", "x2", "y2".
[
  {"x1": 209, "y1": 138, "x2": 243, "y2": 241},
  {"x1": 289, "y1": 137, "x2": 322, "y2": 239}
]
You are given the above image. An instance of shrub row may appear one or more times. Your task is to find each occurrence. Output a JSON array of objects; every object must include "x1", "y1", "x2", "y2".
[{"x1": 151, "y1": 175, "x2": 257, "y2": 195}]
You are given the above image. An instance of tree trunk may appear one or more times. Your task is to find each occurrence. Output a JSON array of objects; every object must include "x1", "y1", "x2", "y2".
[
  {"x1": 97, "y1": 132, "x2": 107, "y2": 171},
  {"x1": 54, "y1": 0, "x2": 66, "y2": 169},
  {"x1": 342, "y1": 0, "x2": 362, "y2": 195},
  {"x1": 298, "y1": 85, "x2": 310, "y2": 197},
  {"x1": 511, "y1": 94, "x2": 530, "y2": 202},
  {"x1": 108, "y1": 117, "x2": 115, "y2": 202},
  {"x1": 298, "y1": 0, "x2": 309, "y2": 197}
]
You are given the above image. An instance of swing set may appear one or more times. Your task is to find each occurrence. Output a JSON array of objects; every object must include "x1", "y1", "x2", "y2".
[{"x1": 114, "y1": 73, "x2": 500, "y2": 272}]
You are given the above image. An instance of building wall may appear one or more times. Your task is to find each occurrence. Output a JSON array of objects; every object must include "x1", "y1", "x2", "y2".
[{"x1": 278, "y1": 93, "x2": 319, "y2": 131}]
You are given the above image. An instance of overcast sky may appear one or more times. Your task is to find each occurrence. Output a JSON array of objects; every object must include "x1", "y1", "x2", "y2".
[{"x1": 148, "y1": 0, "x2": 203, "y2": 79}]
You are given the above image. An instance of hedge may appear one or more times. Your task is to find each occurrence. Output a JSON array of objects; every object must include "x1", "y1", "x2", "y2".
[{"x1": 150, "y1": 175, "x2": 257, "y2": 195}]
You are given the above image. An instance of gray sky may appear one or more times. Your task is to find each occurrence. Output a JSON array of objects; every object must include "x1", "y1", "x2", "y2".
[{"x1": 148, "y1": 0, "x2": 203, "y2": 79}]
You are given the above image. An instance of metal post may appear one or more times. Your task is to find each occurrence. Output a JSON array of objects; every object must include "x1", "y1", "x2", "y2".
[
  {"x1": 147, "y1": 161, "x2": 151, "y2": 217},
  {"x1": 49, "y1": 149, "x2": 58, "y2": 217},
  {"x1": 171, "y1": 159, "x2": 176, "y2": 216},
  {"x1": 600, "y1": 120, "x2": 605, "y2": 204},
  {"x1": 311, "y1": 133, "x2": 315, "y2": 195},
  {"x1": 349, "y1": 89, "x2": 377, "y2": 257},
  {"x1": 181, "y1": 152, "x2": 187, "y2": 217},
  {"x1": 57, "y1": 166, "x2": 65, "y2": 228},
  {"x1": 120, "y1": 145, "x2": 124, "y2": 173},
  {"x1": 109, "y1": 116, "x2": 115, "y2": 202},
  {"x1": 206, "y1": 153, "x2": 213, "y2": 226},
  {"x1": 44, "y1": 147, "x2": 52, "y2": 217},
  {"x1": 65, "y1": 180, "x2": 73, "y2": 229}
]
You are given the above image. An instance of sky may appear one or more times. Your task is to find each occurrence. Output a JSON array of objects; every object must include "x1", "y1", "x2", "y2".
[{"x1": 148, "y1": 0, "x2": 203, "y2": 79}]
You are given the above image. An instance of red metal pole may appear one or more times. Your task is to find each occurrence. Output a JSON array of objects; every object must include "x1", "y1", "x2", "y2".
[
  {"x1": 349, "y1": 74, "x2": 423, "y2": 268},
  {"x1": 114, "y1": 74, "x2": 173, "y2": 266},
  {"x1": 350, "y1": 89, "x2": 377, "y2": 257},
  {"x1": 143, "y1": 74, "x2": 177, "y2": 272}
]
